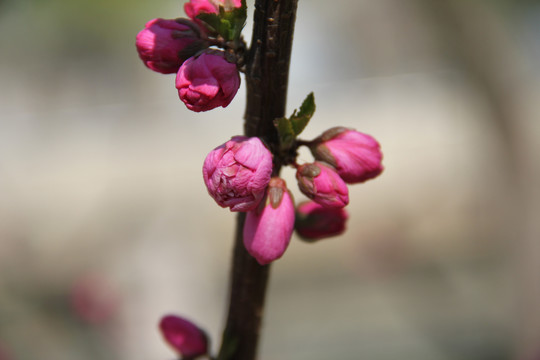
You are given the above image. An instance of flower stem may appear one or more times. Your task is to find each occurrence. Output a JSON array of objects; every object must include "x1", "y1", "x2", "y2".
[{"x1": 217, "y1": 1, "x2": 298, "y2": 360}]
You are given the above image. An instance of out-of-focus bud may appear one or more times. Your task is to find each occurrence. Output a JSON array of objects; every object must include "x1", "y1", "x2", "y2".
[
  {"x1": 159, "y1": 315, "x2": 209, "y2": 359},
  {"x1": 184, "y1": 0, "x2": 218, "y2": 19},
  {"x1": 203, "y1": 136, "x2": 273, "y2": 211},
  {"x1": 176, "y1": 50, "x2": 240, "y2": 112},
  {"x1": 70, "y1": 273, "x2": 119, "y2": 325},
  {"x1": 295, "y1": 200, "x2": 348, "y2": 241},
  {"x1": 296, "y1": 161, "x2": 349, "y2": 209},
  {"x1": 244, "y1": 178, "x2": 295, "y2": 265},
  {"x1": 311, "y1": 127, "x2": 383, "y2": 184},
  {"x1": 136, "y1": 18, "x2": 205, "y2": 74},
  {"x1": 184, "y1": 0, "x2": 242, "y2": 20},
  {"x1": 0, "y1": 342, "x2": 11, "y2": 360}
]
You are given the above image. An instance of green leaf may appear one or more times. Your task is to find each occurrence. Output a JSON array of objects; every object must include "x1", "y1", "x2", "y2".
[
  {"x1": 197, "y1": 2, "x2": 247, "y2": 41},
  {"x1": 290, "y1": 92, "x2": 315, "y2": 136},
  {"x1": 273, "y1": 92, "x2": 316, "y2": 151},
  {"x1": 196, "y1": 12, "x2": 221, "y2": 34},
  {"x1": 221, "y1": 6, "x2": 246, "y2": 40},
  {"x1": 216, "y1": 330, "x2": 239, "y2": 360},
  {"x1": 274, "y1": 117, "x2": 295, "y2": 148}
]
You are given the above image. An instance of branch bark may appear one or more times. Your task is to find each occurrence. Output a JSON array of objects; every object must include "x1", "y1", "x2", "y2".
[{"x1": 217, "y1": 1, "x2": 298, "y2": 360}]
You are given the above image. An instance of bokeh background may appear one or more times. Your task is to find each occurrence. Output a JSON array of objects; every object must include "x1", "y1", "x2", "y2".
[{"x1": 1, "y1": 0, "x2": 540, "y2": 359}]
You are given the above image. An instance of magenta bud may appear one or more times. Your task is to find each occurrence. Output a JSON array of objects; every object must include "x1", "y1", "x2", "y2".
[
  {"x1": 184, "y1": 0, "x2": 242, "y2": 19},
  {"x1": 159, "y1": 315, "x2": 209, "y2": 359},
  {"x1": 243, "y1": 178, "x2": 295, "y2": 265},
  {"x1": 184, "y1": 0, "x2": 218, "y2": 19},
  {"x1": 203, "y1": 136, "x2": 273, "y2": 212},
  {"x1": 311, "y1": 127, "x2": 383, "y2": 184},
  {"x1": 135, "y1": 18, "x2": 205, "y2": 74},
  {"x1": 176, "y1": 50, "x2": 240, "y2": 112},
  {"x1": 296, "y1": 161, "x2": 349, "y2": 209},
  {"x1": 295, "y1": 200, "x2": 348, "y2": 241}
]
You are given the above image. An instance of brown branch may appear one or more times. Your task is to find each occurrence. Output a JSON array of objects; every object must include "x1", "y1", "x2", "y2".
[
  {"x1": 245, "y1": 0, "x2": 299, "y2": 169},
  {"x1": 217, "y1": 1, "x2": 298, "y2": 360}
]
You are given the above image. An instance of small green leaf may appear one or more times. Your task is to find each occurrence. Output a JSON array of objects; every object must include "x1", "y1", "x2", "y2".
[
  {"x1": 290, "y1": 92, "x2": 316, "y2": 136},
  {"x1": 220, "y1": 19, "x2": 232, "y2": 39},
  {"x1": 274, "y1": 117, "x2": 295, "y2": 148},
  {"x1": 196, "y1": 3, "x2": 247, "y2": 41},
  {"x1": 216, "y1": 330, "x2": 239, "y2": 360},
  {"x1": 297, "y1": 92, "x2": 316, "y2": 121},
  {"x1": 221, "y1": 6, "x2": 246, "y2": 40},
  {"x1": 196, "y1": 12, "x2": 221, "y2": 34}
]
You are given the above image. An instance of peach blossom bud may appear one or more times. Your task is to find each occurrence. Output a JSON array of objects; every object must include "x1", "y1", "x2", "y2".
[
  {"x1": 70, "y1": 274, "x2": 119, "y2": 325},
  {"x1": 296, "y1": 161, "x2": 349, "y2": 209},
  {"x1": 176, "y1": 50, "x2": 240, "y2": 112},
  {"x1": 311, "y1": 127, "x2": 383, "y2": 184},
  {"x1": 136, "y1": 18, "x2": 205, "y2": 74},
  {"x1": 295, "y1": 200, "x2": 348, "y2": 240},
  {"x1": 243, "y1": 178, "x2": 295, "y2": 265},
  {"x1": 159, "y1": 315, "x2": 208, "y2": 359},
  {"x1": 0, "y1": 342, "x2": 10, "y2": 360},
  {"x1": 184, "y1": 0, "x2": 242, "y2": 20},
  {"x1": 203, "y1": 136, "x2": 273, "y2": 212}
]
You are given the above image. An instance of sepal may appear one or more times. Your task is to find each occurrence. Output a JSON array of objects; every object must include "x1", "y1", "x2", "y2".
[{"x1": 196, "y1": 0, "x2": 247, "y2": 40}]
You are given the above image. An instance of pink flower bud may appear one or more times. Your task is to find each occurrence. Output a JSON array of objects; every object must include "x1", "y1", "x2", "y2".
[
  {"x1": 296, "y1": 161, "x2": 349, "y2": 209},
  {"x1": 70, "y1": 274, "x2": 119, "y2": 325},
  {"x1": 184, "y1": 0, "x2": 242, "y2": 20},
  {"x1": 176, "y1": 50, "x2": 240, "y2": 112},
  {"x1": 159, "y1": 315, "x2": 208, "y2": 359},
  {"x1": 203, "y1": 136, "x2": 273, "y2": 212},
  {"x1": 0, "y1": 342, "x2": 11, "y2": 360},
  {"x1": 295, "y1": 200, "x2": 348, "y2": 240},
  {"x1": 136, "y1": 18, "x2": 205, "y2": 74},
  {"x1": 243, "y1": 178, "x2": 295, "y2": 265},
  {"x1": 311, "y1": 127, "x2": 383, "y2": 184}
]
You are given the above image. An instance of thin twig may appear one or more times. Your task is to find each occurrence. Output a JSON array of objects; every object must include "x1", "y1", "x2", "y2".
[{"x1": 217, "y1": 1, "x2": 299, "y2": 360}]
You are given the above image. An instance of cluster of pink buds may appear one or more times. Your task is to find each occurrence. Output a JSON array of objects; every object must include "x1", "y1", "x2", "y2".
[
  {"x1": 202, "y1": 136, "x2": 295, "y2": 264},
  {"x1": 296, "y1": 126, "x2": 383, "y2": 209},
  {"x1": 201, "y1": 126, "x2": 383, "y2": 264},
  {"x1": 293, "y1": 126, "x2": 383, "y2": 240},
  {"x1": 136, "y1": 0, "x2": 245, "y2": 112},
  {"x1": 140, "y1": 3, "x2": 386, "y2": 358}
]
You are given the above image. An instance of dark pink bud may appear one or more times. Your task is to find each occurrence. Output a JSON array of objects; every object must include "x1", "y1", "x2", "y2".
[
  {"x1": 159, "y1": 315, "x2": 208, "y2": 359},
  {"x1": 311, "y1": 127, "x2": 383, "y2": 184},
  {"x1": 203, "y1": 136, "x2": 273, "y2": 212},
  {"x1": 136, "y1": 18, "x2": 205, "y2": 74},
  {"x1": 184, "y1": 0, "x2": 218, "y2": 19},
  {"x1": 244, "y1": 178, "x2": 295, "y2": 265},
  {"x1": 184, "y1": 0, "x2": 242, "y2": 20},
  {"x1": 296, "y1": 161, "x2": 349, "y2": 209},
  {"x1": 176, "y1": 50, "x2": 240, "y2": 112},
  {"x1": 295, "y1": 200, "x2": 348, "y2": 241}
]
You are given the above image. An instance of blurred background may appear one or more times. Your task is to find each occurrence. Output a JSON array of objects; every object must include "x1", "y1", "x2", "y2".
[{"x1": 1, "y1": 0, "x2": 540, "y2": 359}]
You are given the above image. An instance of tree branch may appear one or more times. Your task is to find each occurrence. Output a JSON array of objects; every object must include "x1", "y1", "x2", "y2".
[{"x1": 217, "y1": 1, "x2": 298, "y2": 359}]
